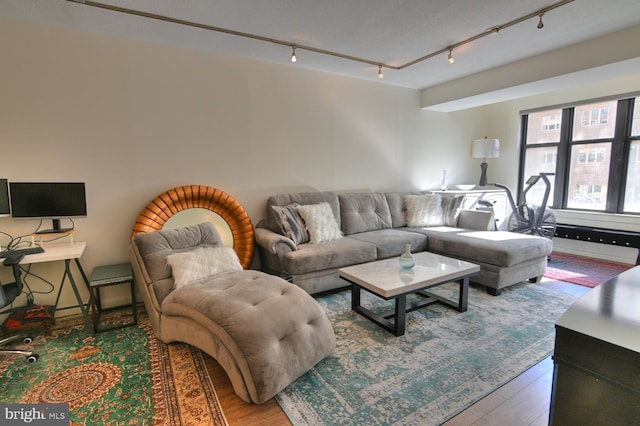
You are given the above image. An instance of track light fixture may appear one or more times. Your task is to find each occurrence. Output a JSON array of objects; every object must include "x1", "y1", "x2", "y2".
[
  {"x1": 447, "y1": 49, "x2": 455, "y2": 64},
  {"x1": 66, "y1": 0, "x2": 573, "y2": 80}
]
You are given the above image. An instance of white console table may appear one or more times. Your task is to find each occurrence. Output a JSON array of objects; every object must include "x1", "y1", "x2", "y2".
[
  {"x1": 430, "y1": 187, "x2": 509, "y2": 229},
  {"x1": 17, "y1": 241, "x2": 95, "y2": 331}
]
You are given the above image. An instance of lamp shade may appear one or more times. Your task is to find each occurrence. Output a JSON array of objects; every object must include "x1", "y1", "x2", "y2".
[{"x1": 472, "y1": 138, "x2": 500, "y2": 159}]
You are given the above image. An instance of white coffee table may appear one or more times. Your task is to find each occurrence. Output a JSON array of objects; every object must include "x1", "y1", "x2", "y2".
[{"x1": 339, "y1": 252, "x2": 480, "y2": 336}]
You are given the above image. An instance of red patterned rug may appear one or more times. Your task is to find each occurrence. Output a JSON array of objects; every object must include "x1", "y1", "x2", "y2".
[{"x1": 544, "y1": 252, "x2": 634, "y2": 288}]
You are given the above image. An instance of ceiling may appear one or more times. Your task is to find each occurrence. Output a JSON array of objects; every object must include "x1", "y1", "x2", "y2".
[{"x1": 2, "y1": 0, "x2": 640, "y2": 91}]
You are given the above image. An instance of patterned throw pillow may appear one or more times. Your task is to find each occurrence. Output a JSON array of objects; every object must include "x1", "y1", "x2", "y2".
[
  {"x1": 442, "y1": 195, "x2": 465, "y2": 226},
  {"x1": 296, "y1": 202, "x2": 343, "y2": 244},
  {"x1": 271, "y1": 203, "x2": 310, "y2": 245}
]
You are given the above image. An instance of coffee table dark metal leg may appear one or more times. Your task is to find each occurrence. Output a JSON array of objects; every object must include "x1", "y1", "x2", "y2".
[
  {"x1": 458, "y1": 277, "x2": 469, "y2": 312},
  {"x1": 351, "y1": 283, "x2": 407, "y2": 336},
  {"x1": 393, "y1": 294, "x2": 406, "y2": 336},
  {"x1": 351, "y1": 283, "x2": 361, "y2": 310}
]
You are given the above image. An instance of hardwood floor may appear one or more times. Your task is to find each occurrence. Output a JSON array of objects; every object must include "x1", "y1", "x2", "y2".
[{"x1": 205, "y1": 280, "x2": 590, "y2": 426}]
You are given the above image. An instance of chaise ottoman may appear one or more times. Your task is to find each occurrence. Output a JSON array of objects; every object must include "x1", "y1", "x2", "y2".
[{"x1": 419, "y1": 227, "x2": 553, "y2": 295}]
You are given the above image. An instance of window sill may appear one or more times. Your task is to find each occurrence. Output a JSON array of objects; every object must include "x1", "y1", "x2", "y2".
[{"x1": 553, "y1": 209, "x2": 639, "y2": 232}]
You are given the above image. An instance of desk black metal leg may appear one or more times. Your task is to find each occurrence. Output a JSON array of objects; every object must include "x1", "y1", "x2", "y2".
[
  {"x1": 64, "y1": 259, "x2": 93, "y2": 331},
  {"x1": 74, "y1": 258, "x2": 101, "y2": 331},
  {"x1": 130, "y1": 278, "x2": 138, "y2": 325},
  {"x1": 53, "y1": 271, "x2": 66, "y2": 313}
]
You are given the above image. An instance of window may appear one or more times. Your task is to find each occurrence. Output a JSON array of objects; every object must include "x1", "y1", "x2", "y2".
[
  {"x1": 578, "y1": 150, "x2": 586, "y2": 163},
  {"x1": 520, "y1": 95, "x2": 640, "y2": 214},
  {"x1": 543, "y1": 151, "x2": 557, "y2": 164},
  {"x1": 580, "y1": 107, "x2": 610, "y2": 126},
  {"x1": 568, "y1": 143, "x2": 610, "y2": 209},
  {"x1": 582, "y1": 148, "x2": 605, "y2": 163},
  {"x1": 542, "y1": 113, "x2": 561, "y2": 131}
]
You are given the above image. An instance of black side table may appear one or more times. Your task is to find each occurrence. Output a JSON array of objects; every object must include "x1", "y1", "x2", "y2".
[{"x1": 89, "y1": 263, "x2": 138, "y2": 333}]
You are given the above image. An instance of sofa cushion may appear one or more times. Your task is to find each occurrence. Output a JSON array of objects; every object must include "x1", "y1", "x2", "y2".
[
  {"x1": 166, "y1": 246, "x2": 243, "y2": 288},
  {"x1": 281, "y1": 238, "x2": 377, "y2": 275},
  {"x1": 339, "y1": 192, "x2": 392, "y2": 235},
  {"x1": 423, "y1": 228, "x2": 553, "y2": 267},
  {"x1": 346, "y1": 229, "x2": 428, "y2": 259},
  {"x1": 271, "y1": 203, "x2": 310, "y2": 245},
  {"x1": 297, "y1": 202, "x2": 343, "y2": 244},
  {"x1": 457, "y1": 209, "x2": 495, "y2": 231}
]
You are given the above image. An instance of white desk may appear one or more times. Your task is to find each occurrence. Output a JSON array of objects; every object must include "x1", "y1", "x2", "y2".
[{"x1": 18, "y1": 241, "x2": 94, "y2": 331}]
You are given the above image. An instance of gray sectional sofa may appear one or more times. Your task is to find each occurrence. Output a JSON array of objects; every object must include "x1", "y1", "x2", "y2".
[{"x1": 255, "y1": 191, "x2": 553, "y2": 295}]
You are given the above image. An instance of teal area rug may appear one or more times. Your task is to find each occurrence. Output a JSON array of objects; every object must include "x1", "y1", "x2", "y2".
[{"x1": 276, "y1": 282, "x2": 580, "y2": 425}]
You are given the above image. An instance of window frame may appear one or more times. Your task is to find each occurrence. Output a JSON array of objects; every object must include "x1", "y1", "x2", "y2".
[{"x1": 519, "y1": 94, "x2": 640, "y2": 215}]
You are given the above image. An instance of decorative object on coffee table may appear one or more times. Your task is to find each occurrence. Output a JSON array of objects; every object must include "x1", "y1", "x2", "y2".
[{"x1": 399, "y1": 244, "x2": 415, "y2": 269}]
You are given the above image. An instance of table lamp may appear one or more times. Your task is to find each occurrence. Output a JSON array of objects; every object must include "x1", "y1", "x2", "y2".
[{"x1": 472, "y1": 138, "x2": 500, "y2": 186}]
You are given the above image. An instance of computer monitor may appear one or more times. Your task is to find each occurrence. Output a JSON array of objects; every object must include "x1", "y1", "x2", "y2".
[
  {"x1": 9, "y1": 182, "x2": 87, "y2": 233},
  {"x1": 0, "y1": 179, "x2": 9, "y2": 217}
]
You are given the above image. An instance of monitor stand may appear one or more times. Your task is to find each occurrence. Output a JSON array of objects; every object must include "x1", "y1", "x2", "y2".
[{"x1": 34, "y1": 219, "x2": 73, "y2": 235}]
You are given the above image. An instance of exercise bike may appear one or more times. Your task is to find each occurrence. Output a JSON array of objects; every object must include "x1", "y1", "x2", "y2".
[{"x1": 492, "y1": 173, "x2": 557, "y2": 239}]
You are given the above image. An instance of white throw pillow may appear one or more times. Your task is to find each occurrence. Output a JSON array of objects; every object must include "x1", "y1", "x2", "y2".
[
  {"x1": 166, "y1": 246, "x2": 243, "y2": 288},
  {"x1": 404, "y1": 194, "x2": 445, "y2": 227},
  {"x1": 296, "y1": 202, "x2": 343, "y2": 244}
]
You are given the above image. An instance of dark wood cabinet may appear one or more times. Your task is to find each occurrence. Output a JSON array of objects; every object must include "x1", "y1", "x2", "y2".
[{"x1": 550, "y1": 266, "x2": 640, "y2": 425}]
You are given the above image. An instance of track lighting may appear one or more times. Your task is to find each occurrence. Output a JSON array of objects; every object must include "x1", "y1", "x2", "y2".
[{"x1": 67, "y1": 0, "x2": 573, "y2": 79}]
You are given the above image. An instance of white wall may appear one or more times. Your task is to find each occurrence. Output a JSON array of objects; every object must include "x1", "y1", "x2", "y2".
[{"x1": 0, "y1": 17, "x2": 485, "y2": 311}]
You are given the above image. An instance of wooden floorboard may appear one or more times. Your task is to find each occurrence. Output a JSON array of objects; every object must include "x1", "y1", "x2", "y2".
[{"x1": 205, "y1": 280, "x2": 590, "y2": 425}]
